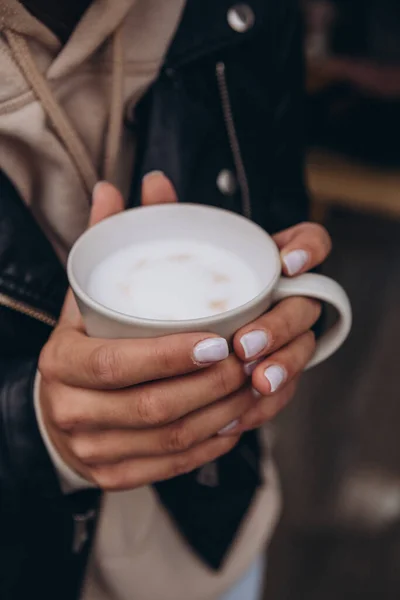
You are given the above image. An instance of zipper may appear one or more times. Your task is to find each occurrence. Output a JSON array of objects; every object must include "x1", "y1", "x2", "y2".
[
  {"x1": 0, "y1": 292, "x2": 56, "y2": 328},
  {"x1": 216, "y1": 61, "x2": 252, "y2": 220}
]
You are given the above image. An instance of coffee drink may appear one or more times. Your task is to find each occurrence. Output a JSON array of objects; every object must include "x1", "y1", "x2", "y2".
[
  {"x1": 70, "y1": 203, "x2": 351, "y2": 366},
  {"x1": 88, "y1": 239, "x2": 262, "y2": 320}
]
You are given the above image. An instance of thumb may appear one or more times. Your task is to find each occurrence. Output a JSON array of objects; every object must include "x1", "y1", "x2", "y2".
[
  {"x1": 141, "y1": 171, "x2": 178, "y2": 206},
  {"x1": 61, "y1": 182, "x2": 125, "y2": 327}
]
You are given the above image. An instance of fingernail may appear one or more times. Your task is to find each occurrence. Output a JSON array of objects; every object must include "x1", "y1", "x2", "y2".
[
  {"x1": 92, "y1": 180, "x2": 107, "y2": 199},
  {"x1": 264, "y1": 365, "x2": 286, "y2": 393},
  {"x1": 252, "y1": 387, "x2": 262, "y2": 399},
  {"x1": 283, "y1": 250, "x2": 309, "y2": 276},
  {"x1": 142, "y1": 170, "x2": 165, "y2": 181},
  {"x1": 244, "y1": 358, "x2": 263, "y2": 376},
  {"x1": 218, "y1": 420, "x2": 239, "y2": 436},
  {"x1": 193, "y1": 338, "x2": 229, "y2": 364},
  {"x1": 240, "y1": 330, "x2": 269, "y2": 360}
]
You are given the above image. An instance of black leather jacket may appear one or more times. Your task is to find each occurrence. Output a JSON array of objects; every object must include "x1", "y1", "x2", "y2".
[{"x1": 0, "y1": 1, "x2": 308, "y2": 598}]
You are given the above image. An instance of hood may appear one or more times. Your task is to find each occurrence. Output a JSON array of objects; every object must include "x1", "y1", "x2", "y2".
[{"x1": 0, "y1": 0, "x2": 137, "y2": 78}]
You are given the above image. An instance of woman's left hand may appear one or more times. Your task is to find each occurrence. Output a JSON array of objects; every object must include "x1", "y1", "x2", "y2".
[{"x1": 230, "y1": 222, "x2": 332, "y2": 433}]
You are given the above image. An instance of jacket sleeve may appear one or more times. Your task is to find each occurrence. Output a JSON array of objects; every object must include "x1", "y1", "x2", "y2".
[
  {"x1": 0, "y1": 169, "x2": 65, "y2": 500},
  {"x1": 0, "y1": 357, "x2": 61, "y2": 497},
  {"x1": 0, "y1": 172, "x2": 99, "y2": 598}
]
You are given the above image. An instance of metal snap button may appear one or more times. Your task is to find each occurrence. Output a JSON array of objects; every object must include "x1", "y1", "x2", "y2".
[
  {"x1": 217, "y1": 169, "x2": 237, "y2": 196},
  {"x1": 227, "y1": 5, "x2": 255, "y2": 33}
]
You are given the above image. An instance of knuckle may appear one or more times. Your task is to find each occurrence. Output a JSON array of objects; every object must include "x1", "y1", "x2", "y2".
[
  {"x1": 69, "y1": 436, "x2": 100, "y2": 465},
  {"x1": 307, "y1": 221, "x2": 328, "y2": 238},
  {"x1": 212, "y1": 360, "x2": 239, "y2": 398},
  {"x1": 308, "y1": 299, "x2": 322, "y2": 322},
  {"x1": 291, "y1": 332, "x2": 316, "y2": 372},
  {"x1": 214, "y1": 366, "x2": 231, "y2": 397},
  {"x1": 90, "y1": 464, "x2": 140, "y2": 491},
  {"x1": 50, "y1": 401, "x2": 81, "y2": 432},
  {"x1": 163, "y1": 422, "x2": 195, "y2": 453},
  {"x1": 216, "y1": 436, "x2": 239, "y2": 457},
  {"x1": 275, "y1": 310, "x2": 294, "y2": 343},
  {"x1": 318, "y1": 226, "x2": 332, "y2": 254},
  {"x1": 309, "y1": 223, "x2": 332, "y2": 255},
  {"x1": 307, "y1": 222, "x2": 327, "y2": 236},
  {"x1": 153, "y1": 339, "x2": 179, "y2": 373},
  {"x1": 254, "y1": 401, "x2": 279, "y2": 425},
  {"x1": 88, "y1": 344, "x2": 122, "y2": 386},
  {"x1": 305, "y1": 330, "x2": 317, "y2": 352},
  {"x1": 90, "y1": 467, "x2": 120, "y2": 491},
  {"x1": 38, "y1": 343, "x2": 58, "y2": 381},
  {"x1": 136, "y1": 390, "x2": 170, "y2": 426}
]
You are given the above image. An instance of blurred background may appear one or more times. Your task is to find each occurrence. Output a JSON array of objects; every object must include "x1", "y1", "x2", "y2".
[{"x1": 265, "y1": 2, "x2": 400, "y2": 598}]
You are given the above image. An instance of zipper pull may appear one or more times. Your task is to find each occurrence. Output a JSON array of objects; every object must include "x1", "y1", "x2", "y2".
[{"x1": 72, "y1": 509, "x2": 96, "y2": 554}]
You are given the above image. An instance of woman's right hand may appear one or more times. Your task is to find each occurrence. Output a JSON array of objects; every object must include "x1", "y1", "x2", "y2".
[{"x1": 38, "y1": 182, "x2": 252, "y2": 491}]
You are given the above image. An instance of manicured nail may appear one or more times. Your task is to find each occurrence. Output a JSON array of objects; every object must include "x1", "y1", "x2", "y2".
[
  {"x1": 218, "y1": 420, "x2": 239, "y2": 436},
  {"x1": 240, "y1": 330, "x2": 269, "y2": 360},
  {"x1": 193, "y1": 338, "x2": 229, "y2": 364},
  {"x1": 244, "y1": 358, "x2": 263, "y2": 376},
  {"x1": 264, "y1": 365, "x2": 286, "y2": 393},
  {"x1": 283, "y1": 249, "x2": 309, "y2": 276},
  {"x1": 252, "y1": 387, "x2": 262, "y2": 399},
  {"x1": 142, "y1": 170, "x2": 165, "y2": 181}
]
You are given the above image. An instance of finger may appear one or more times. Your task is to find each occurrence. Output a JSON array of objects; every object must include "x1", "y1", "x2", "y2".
[
  {"x1": 40, "y1": 329, "x2": 229, "y2": 389},
  {"x1": 236, "y1": 378, "x2": 299, "y2": 433},
  {"x1": 59, "y1": 182, "x2": 125, "y2": 328},
  {"x1": 89, "y1": 434, "x2": 240, "y2": 491},
  {"x1": 273, "y1": 222, "x2": 332, "y2": 276},
  {"x1": 233, "y1": 296, "x2": 321, "y2": 362},
  {"x1": 251, "y1": 332, "x2": 316, "y2": 397},
  {"x1": 68, "y1": 386, "x2": 254, "y2": 464},
  {"x1": 141, "y1": 171, "x2": 178, "y2": 206},
  {"x1": 50, "y1": 355, "x2": 246, "y2": 431}
]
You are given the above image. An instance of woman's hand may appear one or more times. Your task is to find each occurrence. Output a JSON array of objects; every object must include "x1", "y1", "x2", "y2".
[
  {"x1": 228, "y1": 222, "x2": 332, "y2": 433},
  {"x1": 38, "y1": 180, "x2": 248, "y2": 491}
]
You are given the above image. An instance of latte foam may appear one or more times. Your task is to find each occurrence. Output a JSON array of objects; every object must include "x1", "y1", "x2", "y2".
[{"x1": 87, "y1": 239, "x2": 262, "y2": 320}]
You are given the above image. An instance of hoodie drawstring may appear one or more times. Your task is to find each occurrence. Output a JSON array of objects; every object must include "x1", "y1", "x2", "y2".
[
  {"x1": 104, "y1": 28, "x2": 124, "y2": 183},
  {"x1": 4, "y1": 28, "x2": 124, "y2": 196}
]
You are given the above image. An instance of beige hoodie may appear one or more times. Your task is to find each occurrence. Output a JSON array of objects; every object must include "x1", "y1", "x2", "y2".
[
  {"x1": 0, "y1": 0, "x2": 186, "y2": 261},
  {"x1": 0, "y1": 2, "x2": 281, "y2": 598}
]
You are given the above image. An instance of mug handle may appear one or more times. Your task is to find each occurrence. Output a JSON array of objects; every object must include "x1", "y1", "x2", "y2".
[{"x1": 271, "y1": 273, "x2": 352, "y2": 369}]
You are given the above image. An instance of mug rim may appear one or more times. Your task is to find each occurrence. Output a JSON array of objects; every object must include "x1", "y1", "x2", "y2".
[{"x1": 67, "y1": 203, "x2": 282, "y2": 331}]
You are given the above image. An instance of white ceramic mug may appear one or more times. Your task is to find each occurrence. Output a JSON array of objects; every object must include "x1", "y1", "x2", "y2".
[{"x1": 68, "y1": 203, "x2": 352, "y2": 369}]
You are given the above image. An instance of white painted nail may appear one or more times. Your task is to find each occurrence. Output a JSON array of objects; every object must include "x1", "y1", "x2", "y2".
[
  {"x1": 240, "y1": 330, "x2": 269, "y2": 360},
  {"x1": 193, "y1": 338, "x2": 229, "y2": 364},
  {"x1": 283, "y1": 250, "x2": 309, "y2": 276},
  {"x1": 244, "y1": 358, "x2": 263, "y2": 376},
  {"x1": 218, "y1": 420, "x2": 239, "y2": 436},
  {"x1": 252, "y1": 387, "x2": 262, "y2": 399},
  {"x1": 264, "y1": 365, "x2": 286, "y2": 393}
]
